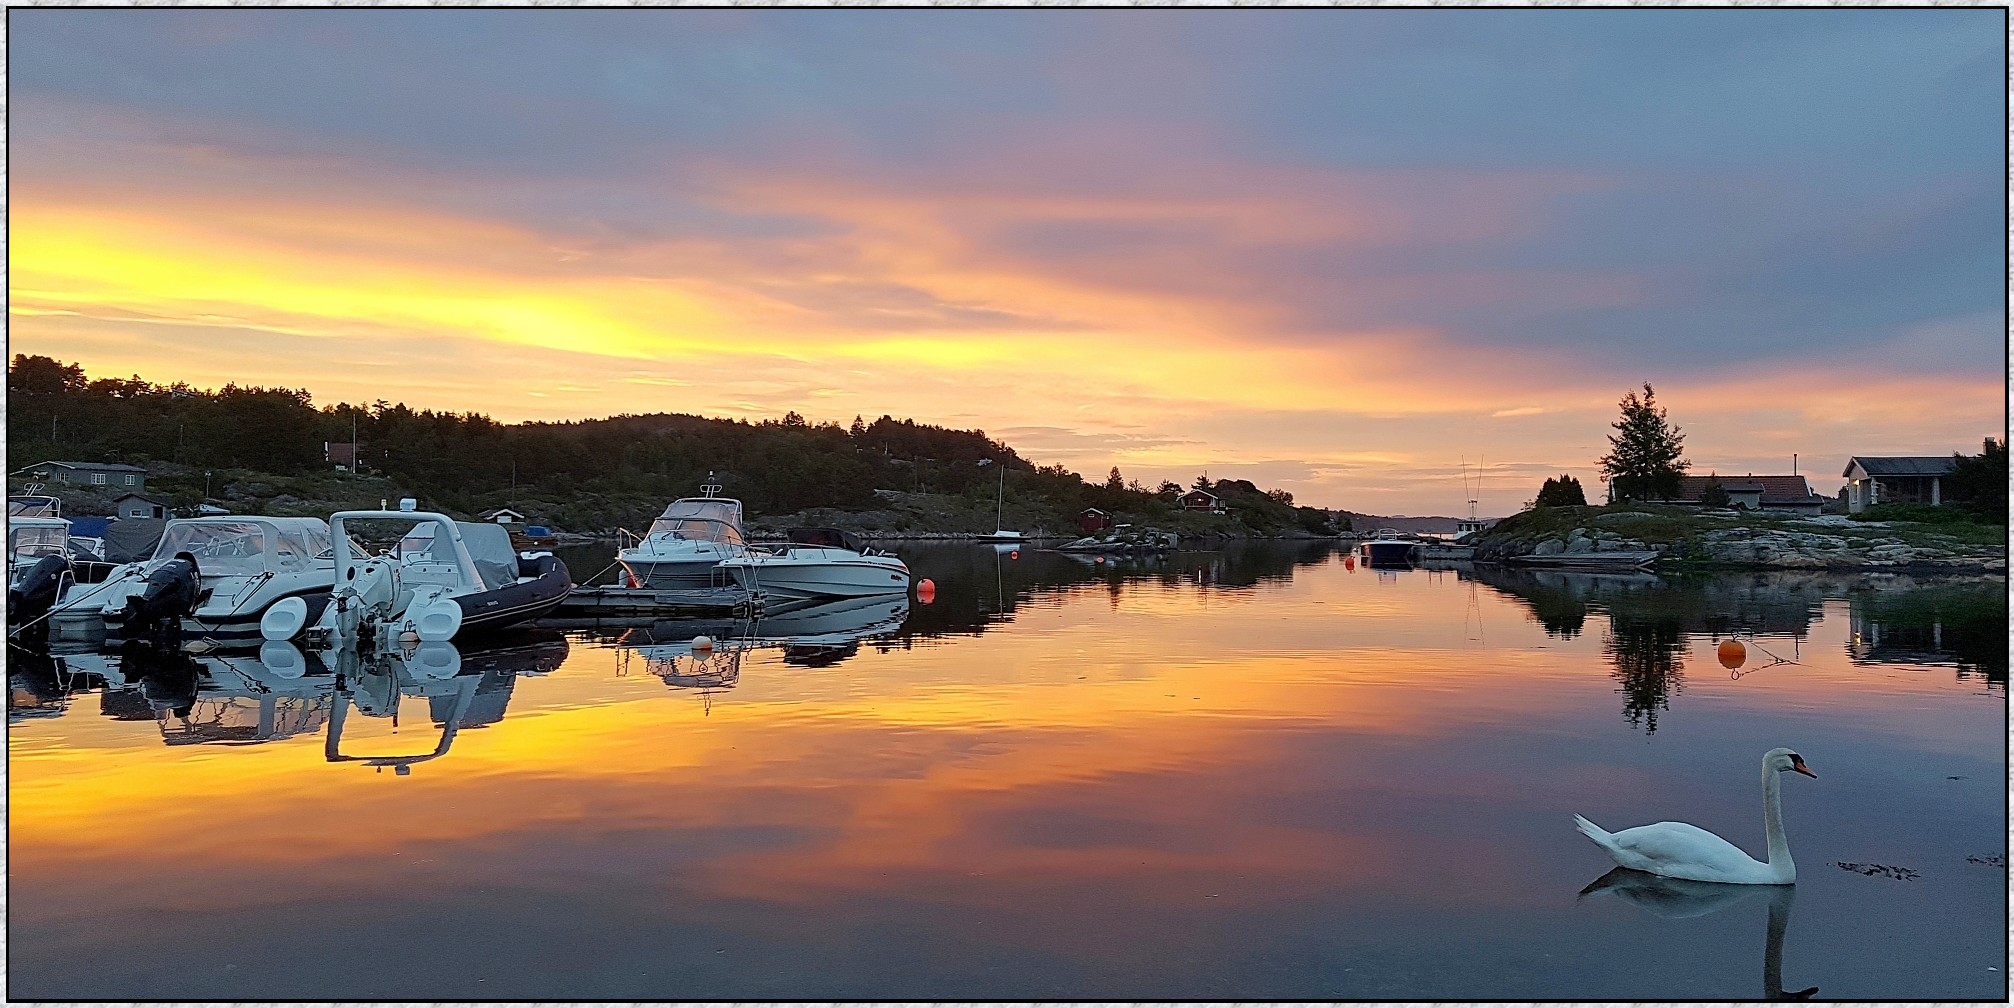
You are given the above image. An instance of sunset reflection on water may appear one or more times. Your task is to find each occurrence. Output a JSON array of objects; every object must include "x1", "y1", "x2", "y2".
[{"x1": 8, "y1": 545, "x2": 2004, "y2": 1001}]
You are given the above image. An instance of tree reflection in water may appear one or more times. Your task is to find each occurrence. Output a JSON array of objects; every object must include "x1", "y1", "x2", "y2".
[{"x1": 1603, "y1": 614, "x2": 1688, "y2": 733}]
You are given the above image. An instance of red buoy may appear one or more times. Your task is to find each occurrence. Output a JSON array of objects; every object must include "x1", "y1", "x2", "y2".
[{"x1": 916, "y1": 578, "x2": 936, "y2": 604}]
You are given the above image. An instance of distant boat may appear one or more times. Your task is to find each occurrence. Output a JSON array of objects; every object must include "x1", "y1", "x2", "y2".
[
  {"x1": 1359, "y1": 529, "x2": 1420, "y2": 568},
  {"x1": 978, "y1": 458, "x2": 1023, "y2": 543}
]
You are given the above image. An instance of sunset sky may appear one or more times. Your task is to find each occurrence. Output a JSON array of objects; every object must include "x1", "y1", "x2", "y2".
[{"x1": 9, "y1": 8, "x2": 2004, "y2": 515}]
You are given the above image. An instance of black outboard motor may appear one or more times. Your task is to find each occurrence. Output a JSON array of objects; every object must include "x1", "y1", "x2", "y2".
[
  {"x1": 121, "y1": 553, "x2": 202, "y2": 643},
  {"x1": 8, "y1": 554, "x2": 71, "y2": 633},
  {"x1": 122, "y1": 639, "x2": 203, "y2": 720}
]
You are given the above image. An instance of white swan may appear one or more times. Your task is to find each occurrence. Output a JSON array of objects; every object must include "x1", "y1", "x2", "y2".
[{"x1": 1574, "y1": 748, "x2": 1816, "y2": 884}]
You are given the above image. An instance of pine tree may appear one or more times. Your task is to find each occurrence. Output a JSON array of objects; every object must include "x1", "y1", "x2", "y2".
[
  {"x1": 1105, "y1": 466, "x2": 1125, "y2": 491},
  {"x1": 1599, "y1": 384, "x2": 1688, "y2": 501},
  {"x1": 1534, "y1": 474, "x2": 1586, "y2": 507}
]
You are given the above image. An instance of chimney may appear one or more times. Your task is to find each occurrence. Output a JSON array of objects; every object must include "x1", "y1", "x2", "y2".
[{"x1": 1988, "y1": 437, "x2": 1998, "y2": 454}]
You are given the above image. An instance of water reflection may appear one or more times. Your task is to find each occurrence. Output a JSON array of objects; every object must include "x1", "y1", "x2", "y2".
[
  {"x1": 1846, "y1": 581, "x2": 2006, "y2": 687},
  {"x1": 1471, "y1": 567, "x2": 2006, "y2": 729},
  {"x1": 602, "y1": 595, "x2": 913, "y2": 710},
  {"x1": 887, "y1": 540, "x2": 1341, "y2": 641},
  {"x1": 1580, "y1": 869, "x2": 1818, "y2": 1000}
]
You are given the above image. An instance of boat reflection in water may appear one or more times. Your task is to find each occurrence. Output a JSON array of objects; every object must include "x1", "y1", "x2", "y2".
[
  {"x1": 36, "y1": 632, "x2": 567, "y2": 765},
  {"x1": 606, "y1": 594, "x2": 911, "y2": 710},
  {"x1": 1579, "y1": 868, "x2": 1818, "y2": 1000},
  {"x1": 321, "y1": 631, "x2": 569, "y2": 775}
]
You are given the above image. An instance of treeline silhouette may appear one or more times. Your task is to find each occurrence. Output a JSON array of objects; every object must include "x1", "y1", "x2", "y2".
[{"x1": 7, "y1": 355, "x2": 1340, "y2": 535}]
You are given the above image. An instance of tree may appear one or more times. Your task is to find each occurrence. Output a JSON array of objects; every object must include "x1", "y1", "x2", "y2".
[
  {"x1": 849, "y1": 415, "x2": 867, "y2": 439},
  {"x1": 1106, "y1": 466, "x2": 1125, "y2": 491},
  {"x1": 1534, "y1": 474, "x2": 1587, "y2": 508},
  {"x1": 1192, "y1": 473, "x2": 1211, "y2": 491},
  {"x1": 1599, "y1": 383, "x2": 1688, "y2": 500},
  {"x1": 1697, "y1": 475, "x2": 1730, "y2": 508},
  {"x1": 1156, "y1": 481, "x2": 1182, "y2": 498},
  {"x1": 1948, "y1": 438, "x2": 2007, "y2": 522}
]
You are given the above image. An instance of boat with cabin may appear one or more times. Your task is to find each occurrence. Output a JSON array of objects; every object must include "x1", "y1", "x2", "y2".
[{"x1": 617, "y1": 474, "x2": 750, "y2": 589}]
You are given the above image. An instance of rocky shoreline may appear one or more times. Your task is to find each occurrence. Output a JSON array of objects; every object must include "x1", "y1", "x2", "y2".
[{"x1": 1471, "y1": 507, "x2": 2006, "y2": 574}]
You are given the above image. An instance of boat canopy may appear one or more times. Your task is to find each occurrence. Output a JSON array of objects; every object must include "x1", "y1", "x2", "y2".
[
  {"x1": 786, "y1": 527, "x2": 868, "y2": 553},
  {"x1": 647, "y1": 498, "x2": 745, "y2": 545},
  {"x1": 9, "y1": 519, "x2": 71, "y2": 564},
  {"x1": 395, "y1": 520, "x2": 520, "y2": 591},
  {"x1": 152, "y1": 517, "x2": 336, "y2": 576},
  {"x1": 9, "y1": 496, "x2": 61, "y2": 519}
]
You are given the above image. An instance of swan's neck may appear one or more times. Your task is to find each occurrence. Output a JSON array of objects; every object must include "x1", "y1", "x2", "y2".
[{"x1": 1761, "y1": 764, "x2": 1793, "y2": 879}]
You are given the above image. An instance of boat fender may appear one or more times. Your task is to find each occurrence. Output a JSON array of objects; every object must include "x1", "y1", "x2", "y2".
[
  {"x1": 406, "y1": 641, "x2": 462, "y2": 679},
  {"x1": 260, "y1": 596, "x2": 311, "y2": 640},
  {"x1": 412, "y1": 597, "x2": 463, "y2": 642},
  {"x1": 257, "y1": 641, "x2": 312, "y2": 679}
]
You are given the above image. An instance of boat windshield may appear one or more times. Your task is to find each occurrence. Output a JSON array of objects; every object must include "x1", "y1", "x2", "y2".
[
  {"x1": 647, "y1": 499, "x2": 745, "y2": 545},
  {"x1": 10, "y1": 525, "x2": 69, "y2": 561},
  {"x1": 153, "y1": 520, "x2": 335, "y2": 576}
]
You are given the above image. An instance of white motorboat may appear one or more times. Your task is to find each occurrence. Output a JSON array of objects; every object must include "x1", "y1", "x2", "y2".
[
  {"x1": 7, "y1": 495, "x2": 118, "y2": 633},
  {"x1": 62, "y1": 516, "x2": 342, "y2": 645},
  {"x1": 718, "y1": 527, "x2": 910, "y2": 604},
  {"x1": 264, "y1": 506, "x2": 571, "y2": 646},
  {"x1": 617, "y1": 474, "x2": 750, "y2": 589}
]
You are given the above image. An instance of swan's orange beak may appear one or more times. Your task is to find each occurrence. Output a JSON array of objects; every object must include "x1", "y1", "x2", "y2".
[{"x1": 1790, "y1": 757, "x2": 1816, "y2": 778}]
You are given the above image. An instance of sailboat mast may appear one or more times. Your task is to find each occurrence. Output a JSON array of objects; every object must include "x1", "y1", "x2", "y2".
[{"x1": 996, "y1": 462, "x2": 1006, "y2": 528}]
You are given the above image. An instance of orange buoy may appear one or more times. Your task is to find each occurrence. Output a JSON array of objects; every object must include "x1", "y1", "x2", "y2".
[
  {"x1": 1717, "y1": 639, "x2": 1747, "y2": 670},
  {"x1": 1344, "y1": 556, "x2": 1356, "y2": 571},
  {"x1": 916, "y1": 578, "x2": 936, "y2": 604},
  {"x1": 1009, "y1": 550, "x2": 1019, "y2": 560}
]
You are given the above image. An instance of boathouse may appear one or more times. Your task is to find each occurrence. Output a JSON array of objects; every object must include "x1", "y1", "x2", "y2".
[{"x1": 1078, "y1": 507, "x2": 1115, "y2": 532}]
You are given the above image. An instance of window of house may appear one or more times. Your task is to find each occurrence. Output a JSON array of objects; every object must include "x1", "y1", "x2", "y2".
[
  {"x1": 125, "y1": 474, "x2": 138, "y2": 486},
  {"x1": 90, "y1": 473, "x2": 108, "y2": 485}
]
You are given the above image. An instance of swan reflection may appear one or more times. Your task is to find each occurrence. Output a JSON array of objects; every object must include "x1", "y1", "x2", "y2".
[{"x1": 1579, "y1": 867, "x2": 1819, "y2": 1000}]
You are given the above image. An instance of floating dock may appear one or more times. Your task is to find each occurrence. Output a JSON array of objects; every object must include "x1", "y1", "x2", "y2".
[
  {"x1": 547, "y1": 585, "x2": 762, "y2": 619},
  {"x1": 1507, "y1": 550, "x2": 1661, "y2": 571}
]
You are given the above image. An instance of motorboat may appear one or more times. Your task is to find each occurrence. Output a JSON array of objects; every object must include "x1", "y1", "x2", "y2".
[
  {"x1": 55, "y1": 516, "x2": 342, "y2": 646},
  {"x1": 617, "y1": 474, "x2": 749, "y2": 589},
  {"x1": 1359, "y1": 529, "x2": 1421, "y2": 568},
  {"x1": 264, "y1": 506, "x2": 571, "y2": 646},
  {"x1": 7, "y1": 496, "x2": 118, "y2": 633},
  {"x1": 718, "y1": 527, "x2": 910, "y2": 604}
]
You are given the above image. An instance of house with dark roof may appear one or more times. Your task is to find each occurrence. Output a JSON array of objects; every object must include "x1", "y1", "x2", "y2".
[
  {"x1": 1179, "y1": 488, "x2": 1226, "y2": 514},
  {"x1": 1670, "y1": 474, "x2": 1829, "y2": 515},
  {"x1": 1841, "y1": 456, "x2": 1959, "y2": 513},
  {"x1": 11, "y1": 461, "x2": 148, "y2": 493}
]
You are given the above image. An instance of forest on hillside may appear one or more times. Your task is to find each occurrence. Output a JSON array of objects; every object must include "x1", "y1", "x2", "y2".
[{"x1": 6, "y1": 355, "x2": 1344, "y2": 537}]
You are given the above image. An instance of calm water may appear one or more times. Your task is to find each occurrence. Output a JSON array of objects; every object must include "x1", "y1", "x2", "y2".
[{"x1": 8, "y1": 543, "x2": 2006, "y2": 1000}]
